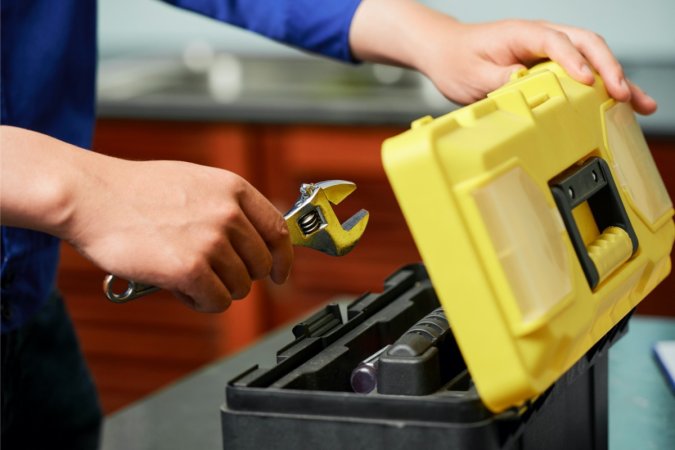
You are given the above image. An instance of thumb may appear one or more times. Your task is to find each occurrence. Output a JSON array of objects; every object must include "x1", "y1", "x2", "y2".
[
  {"x1": 475, "y1": 62, "x2": 527, "y2": 97},
  {"x1": 496, "y1": 63, "x2": 528, "y2": 87}
]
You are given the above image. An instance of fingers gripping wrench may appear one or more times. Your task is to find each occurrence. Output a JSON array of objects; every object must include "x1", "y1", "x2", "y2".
[{"x1": 103, "y1": 180, "x2": 369, "y2": 303}]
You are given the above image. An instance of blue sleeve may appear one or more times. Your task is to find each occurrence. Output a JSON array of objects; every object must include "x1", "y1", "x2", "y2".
[{"x1": 162, "y1": 0, "x2": 363, "y2": 62}]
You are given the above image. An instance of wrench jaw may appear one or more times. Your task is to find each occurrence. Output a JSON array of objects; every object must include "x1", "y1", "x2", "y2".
[
  {"x1": 293, "y1": 209, "x2": 369, "y2": 256},
  {"x1": 320, "y1": 208, "x2": 369, "y2": 256},
  {"x1": 313, "y1": 180, "x2": 356, "y2": 205},
  {"x1": 285, "y1": 180, "x2": 369, "y2": 257}
]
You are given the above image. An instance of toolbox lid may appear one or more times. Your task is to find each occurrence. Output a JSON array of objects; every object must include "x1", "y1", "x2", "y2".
[{"x1": 382, "y1": 61, "x2": 674, "y2": 412}]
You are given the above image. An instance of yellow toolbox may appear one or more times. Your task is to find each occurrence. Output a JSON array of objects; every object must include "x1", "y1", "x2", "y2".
[{"x1": 382, "y1": 61, "x2": 674, "y2": 412}]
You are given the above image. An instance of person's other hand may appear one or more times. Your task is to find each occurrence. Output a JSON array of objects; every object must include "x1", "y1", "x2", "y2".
[
  {"x1": 66, "y1": 158, "x2": 293, "y2": 312},
  {"x1": 420, "y1": 20, "x2": 657, "y2": 114},
  {"x1": 350, "y1": 0, "x2": 656, "y2": 114}
]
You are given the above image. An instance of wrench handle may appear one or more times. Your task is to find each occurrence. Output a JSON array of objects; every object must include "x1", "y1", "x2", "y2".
[{"x1": 103, "y1": 275, "x2": 160, "y2": 303}]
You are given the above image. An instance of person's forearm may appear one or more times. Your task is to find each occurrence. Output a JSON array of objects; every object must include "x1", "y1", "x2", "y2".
[
  {"x1": 0, "y1": 125, "x2": 94, "y2": 238},
  {"x1": 349, "y1": 0, "x2": 456, "y2": 71}
]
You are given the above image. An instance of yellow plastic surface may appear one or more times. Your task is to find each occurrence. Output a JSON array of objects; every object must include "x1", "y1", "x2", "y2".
[{"x1": 381, "y1": 61, "x2": 674, "y2": 412}]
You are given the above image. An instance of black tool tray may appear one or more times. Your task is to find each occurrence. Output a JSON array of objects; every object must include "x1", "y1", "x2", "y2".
[{"x1": 222, "y1": 264, "x2": 629, "y2": 450}]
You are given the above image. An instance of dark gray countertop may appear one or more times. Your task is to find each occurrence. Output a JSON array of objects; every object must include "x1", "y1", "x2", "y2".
[
  {"x1": 96, "y1": 56, "x2": 675, "y2": 135},
  {"x1": 96, "y1": 56, "x2": 440, "y2": 127},
  {"x1": 101, "y1": 314, "x2": 675, "y2": 450}
]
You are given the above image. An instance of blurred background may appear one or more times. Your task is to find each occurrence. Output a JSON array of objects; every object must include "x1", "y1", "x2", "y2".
[
  {"x1": 58, "y1": 0, "x2": 675, "y2": 414},
  {"x1": 99, "y1": 0, "x2": 675, "y2": 59}
]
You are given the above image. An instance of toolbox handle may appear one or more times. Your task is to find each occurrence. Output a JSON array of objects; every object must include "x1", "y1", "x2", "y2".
[{"x1": 550, "y1": 157, "x2": 638, "y2": 289}]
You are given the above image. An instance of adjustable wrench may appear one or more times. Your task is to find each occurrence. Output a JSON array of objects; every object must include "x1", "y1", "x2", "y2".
[{"x1": 103, "y1": 180, "x2": 369, "y2": 303}]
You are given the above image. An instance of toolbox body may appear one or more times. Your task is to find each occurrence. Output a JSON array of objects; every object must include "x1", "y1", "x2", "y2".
[
  {"x1": 222, "y1": 265, "x2": 626, "y2": 450},
  {"x1": 222, "y1": 63, "x2": 672, "y2": 449}
]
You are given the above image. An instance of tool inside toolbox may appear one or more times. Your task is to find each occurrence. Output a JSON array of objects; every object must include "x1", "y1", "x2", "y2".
[
  {"x1": 227, "y1": 264, "x2": 628, "y2": 425},
  {"x1": 273, "y1": 274, "x2": 468, "y2": 398}
]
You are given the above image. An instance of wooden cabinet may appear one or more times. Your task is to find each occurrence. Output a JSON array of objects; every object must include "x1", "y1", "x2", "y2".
[{"x1": 58, "y1": 119, "x2": 674, "y2": 414}]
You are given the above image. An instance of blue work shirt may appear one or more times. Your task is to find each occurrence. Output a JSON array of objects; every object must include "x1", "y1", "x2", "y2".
[{"x1": 0, "y1": 0, "x2": 362, "y2": 332}]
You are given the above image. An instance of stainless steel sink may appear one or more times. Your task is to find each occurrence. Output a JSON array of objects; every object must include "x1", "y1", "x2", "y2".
[
  {"x1": 99, "y1": 54, "x2": 431, "y2": 101},
  {"x1": 96, "y1": 53, "x2": 453, "y2": 124}
]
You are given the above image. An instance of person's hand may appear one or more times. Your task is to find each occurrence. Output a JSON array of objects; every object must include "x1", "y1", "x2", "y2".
[
  {"x1": 64, "y1": 157, "x2": 293, "y2": 312},
  {"x1": 1, "y1": 126, "x2": 293, "y2": 313},
  {"x1": 349, "y1": 0, "x2": 656, "y2": 114},
  {"x1": 418, "y1": 20, "x2": 657, "y2": 114}
]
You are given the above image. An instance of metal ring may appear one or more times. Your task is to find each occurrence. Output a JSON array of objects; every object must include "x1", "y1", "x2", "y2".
[{"x1": 103, "y1": 275, "x2": 159, "y2": 303}]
